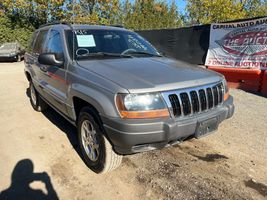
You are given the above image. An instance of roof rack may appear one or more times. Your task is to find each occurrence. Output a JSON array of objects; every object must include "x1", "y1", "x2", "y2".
[
  {"x1": 39, "y1": 21, "x2": 124, "y2": 30},
  {"x1": 39, "y1": 21, "x2": 73, "y2": 29},
  {"x1": 110, "y1": 25, "x2": 124, "y2": 28},
  {"x1": 100, "y1": 24, "x2": 124, "y2": 28}
]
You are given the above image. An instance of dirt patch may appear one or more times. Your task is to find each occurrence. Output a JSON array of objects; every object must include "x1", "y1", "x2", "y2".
[
  {"x1": 0, "y1": 62, "x2": 267, "y2": 200},
  {"x1": 130, "y1": 143, "x2": 248, "y2": 200}
]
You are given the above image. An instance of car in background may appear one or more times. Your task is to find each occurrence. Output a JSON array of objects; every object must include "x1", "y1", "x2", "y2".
[{"x1": 0, "y1": 42, "x2": 25, "y2": 62}]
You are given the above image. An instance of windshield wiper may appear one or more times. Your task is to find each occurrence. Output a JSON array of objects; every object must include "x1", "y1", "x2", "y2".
[
  {"x1": 77, "y1": 52, "x2": 132, "y2": 58},
  {"x1": 123, "y1": 51, "x2": 163, "y2": 57}
]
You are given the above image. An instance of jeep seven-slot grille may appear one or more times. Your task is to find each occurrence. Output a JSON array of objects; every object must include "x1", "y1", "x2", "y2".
[
  {"x1": 168, "y1": 94, "x2": 181, "y2": 116},
  {"x1": 199, "y1": 89, "x2": 207, "y2": 111},
  {"x1": 166, "y1": 83, "x2": 224, "y2": 117},
  {"x1": 190, "y1": 91, "x2": 200, "y2": 113}
]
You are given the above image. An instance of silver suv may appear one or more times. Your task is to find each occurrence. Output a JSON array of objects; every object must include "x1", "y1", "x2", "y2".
[{"x1": 24, "y1": 22, "x2": 234, "y2": 173}]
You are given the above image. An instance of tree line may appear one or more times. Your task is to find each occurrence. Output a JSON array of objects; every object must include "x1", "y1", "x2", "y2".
[{"x1": 0, "y1": 0, "x2": 266, "y2": 48}]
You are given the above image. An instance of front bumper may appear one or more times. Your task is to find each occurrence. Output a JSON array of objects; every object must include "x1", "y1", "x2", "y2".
[{"x1": 102, "y1": 96, "x2": 234, "y2": 155}]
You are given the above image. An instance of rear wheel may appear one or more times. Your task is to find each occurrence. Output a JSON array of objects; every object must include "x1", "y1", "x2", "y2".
[
  {"x1": 77, "y1": 107, "x2": 122, "y2": 173},
  {"x1": 29, "y1": 81, "x2": 48, "y2": 112}
]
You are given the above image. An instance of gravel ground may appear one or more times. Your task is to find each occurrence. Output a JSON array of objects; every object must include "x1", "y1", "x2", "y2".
[{"x1": 0, "y1": 62, "x2": 267, "y2": 200}]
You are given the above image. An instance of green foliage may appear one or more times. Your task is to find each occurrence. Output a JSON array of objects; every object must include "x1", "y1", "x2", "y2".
[
  {"x1": 0, "y1": 0, "x2": 266, "y2": 48},
  {"x1": 243, "y1": 0, "x2": 267, "y2": 18},
  {"x1": 123, "y1": 0, "x2": 183, "y2": 30},
  {"x1": 186, "y1": 0, "x2": 267, "y2": 25},
  {"x1": 0, "y1": 0, "x2": 67, "y2": 48},
  {"x1": 68, "y1": 0, "x2": 123, "y2": 25},
  {"x1": 0, "y1": 13, "x2": 34, "y2": 48}
]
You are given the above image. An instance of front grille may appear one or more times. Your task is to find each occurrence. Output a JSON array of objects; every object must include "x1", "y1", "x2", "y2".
[
  {"x1": 207, "y1": 88, "x2": 213, "y2": 108},
  {"x1": 180, "y1": 93, "x2": 191, "y2": 115},
  {"x1": 199, "y1": 89, "x2": 207, "y2": 111},
  {"x1": 164, "y1": 82, "x2": 224, "y2": 118},
  {"x1": 218, "y1": 84, "x2": 224, "y2": 102},
  {"x1": 213, "y1": 86, "x2": 219, "y2": 106},
  {"x1": 168, "y1": 94, "x2": 181, "y2": 116},
  {"x1": 190, "y1": 91, "x2": 200, "y2": 113}
]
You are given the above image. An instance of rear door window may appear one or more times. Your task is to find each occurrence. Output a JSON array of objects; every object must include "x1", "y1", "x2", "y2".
[{"x1": 33, "y1": 30, "x2": 48, "y2": 55}]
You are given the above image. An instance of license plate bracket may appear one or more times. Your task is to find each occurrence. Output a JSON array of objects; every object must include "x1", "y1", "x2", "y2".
[{"x1": 195, "y1": 117, "x2": 219, "y2": 138}]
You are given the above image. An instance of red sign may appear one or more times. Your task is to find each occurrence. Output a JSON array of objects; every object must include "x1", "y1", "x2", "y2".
[{"x1": 205, "y1": 17, "x2": 267, "y2": 69}]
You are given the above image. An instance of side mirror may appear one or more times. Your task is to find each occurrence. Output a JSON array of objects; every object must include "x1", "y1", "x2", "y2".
[{"x1": 38, "y1": 53, "x2": 64, "y2": 67}]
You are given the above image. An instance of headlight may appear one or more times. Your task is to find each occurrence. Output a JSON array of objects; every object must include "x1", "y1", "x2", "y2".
[
  {"x1": 222, "y1": 78, "x2": 229, "y2": 101},
  {"x1": 116, "y1": 93, "x2": 170, "y2": 119}
]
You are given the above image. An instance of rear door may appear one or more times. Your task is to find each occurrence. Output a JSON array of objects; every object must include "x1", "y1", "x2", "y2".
[
  {"x1": 39, "y1": 28, "x2": 68, "y2": 115},
  {"x1": 26, "y1": 29, "x2": 49, "y2": 97}
]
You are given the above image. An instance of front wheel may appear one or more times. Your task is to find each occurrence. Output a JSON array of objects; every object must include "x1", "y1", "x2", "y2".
[{"x1": 77, "y1": 107, "x2": 122, "y2": 173}]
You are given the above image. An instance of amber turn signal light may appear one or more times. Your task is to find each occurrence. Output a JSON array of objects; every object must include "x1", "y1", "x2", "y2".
[
  {"x1": 119, "y1": 109, "x2": 170, "y2": 119},
  {"x1": 224, "y1": 92, "x2": 230, "y2": 101}
]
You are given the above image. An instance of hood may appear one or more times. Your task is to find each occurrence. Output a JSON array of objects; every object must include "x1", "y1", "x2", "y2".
[{"x1": 77, "y1": 57, "x2": 223, "y2": 93}]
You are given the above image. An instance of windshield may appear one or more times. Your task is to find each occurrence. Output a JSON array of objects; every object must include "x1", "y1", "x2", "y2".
[
  {"x1": 66, "y1": 29, "x2": 160, "y2": 59},
  {"x1": 0, "y1": 43, "x2": 16, "y2": 50}
]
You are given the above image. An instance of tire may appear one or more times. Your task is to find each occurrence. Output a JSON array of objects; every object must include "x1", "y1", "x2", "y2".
[
  {"x1": 16, "y1": 55, "x2": 21, "y2": 62},
  {"x1": 29, "y1": 81, "x2": 48, "y2": 112},
  {"x1": 77, "y1": 107, "x2": 122, "y2": 174}
]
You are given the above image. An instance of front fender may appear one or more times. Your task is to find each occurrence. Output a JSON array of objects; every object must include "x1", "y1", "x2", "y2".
[{"x1": 69, "y1": 83, "x2": 120, "y2": 119}]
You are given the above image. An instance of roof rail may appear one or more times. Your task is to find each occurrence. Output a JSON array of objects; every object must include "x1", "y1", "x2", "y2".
[
  {"x1": 100, "y1": 24, "x2": 124, "y2": 28},
  {"x1": 39, "y1": 21, "x2": 73, "y2": 29},
  {"x1": 39, "y1": 22, "x2": 124, "y2": 29},
  {"x1": 110, "y1": 24, "x2": 124, "y2": 28}
]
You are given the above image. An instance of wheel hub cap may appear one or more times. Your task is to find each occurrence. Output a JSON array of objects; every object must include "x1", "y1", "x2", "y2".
[
  {"x1": 30, "y1": 84, "x2": 37, "y2": 106},
  {"x1": 81, "y1": 120, "x2": 99, "y2": 162}
]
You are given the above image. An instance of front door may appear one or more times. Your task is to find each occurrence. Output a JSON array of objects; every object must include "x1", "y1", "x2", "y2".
[{"x1": 39, "y1": 29, "x2": 68, "y2": 115}]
